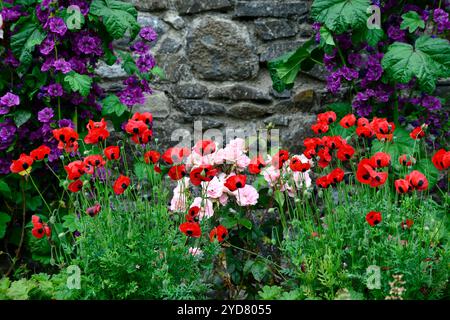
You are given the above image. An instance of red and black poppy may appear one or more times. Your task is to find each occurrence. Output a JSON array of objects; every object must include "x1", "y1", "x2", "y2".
[
  {"x1": 366, "y1": 211, "x2": 382, "y2": 227},
  {"x1": 370, "y1": 152, "x2": 391, "y2": 168},
  {"x1": 329, "y1": 168, "x2": 345, "y2": 184},
  {"x1": 104, "y1": 146, "x2": 120, "y2": 161},
  {"x1": 125, "y1": 119, "x2": 147, "y2": 135},
  {"x1": 317, "y1": 111, "x2": 337, "y2": 124},
  {"x1": 132, "y1": 112, "x2": 153, "y2": 126},
  {"x1": 311, "y1": 122, "x2": 329, "y2": 135},
  {"x1": 162, "y1": 147, "x2": 191, "y2": 164},
  {"x1": 53, "y1": 127, "x2": 79, "y2": 152},
  {"x1": 10, "y1": 154, "x2": 34, "y2": 174},
  {"x1": 394, "y1": 179, "x2": 411, "y2": 194},
  {"x1": 401, "y1": 219, "x2": 414, "y2": 230},
  {"x1": 399, "y1": 154, "x2": 415, "y2": 167},
  {"x1": 336, "y1": 144, "x2": 355, "y2": 161},
  {"x1": 84, "y1": 127, "x2": 110, "y2": 144},
  {"x1": 186, "y1": 206, "x2": 200, "y2": 223},
  {"x1": 144, "y1": 150, "x2": 161, "y2": 164},
  {"x1": 316, "y1": 175, "x2": 330, "y2": 189},
  {"x1": 113, "y1": 175, "x2": 131, "y2": 195},
  {"x1": 271, "y1": 150, "x2": 289, "y2": 169},
  {"x1": 193, "y1": 140, "x2": 216, "y2": 156},
  {"x1": 64, "y1": 160, "x2": 85, "y2": 180},
  {"x1": 357, "y1": 117, "x2": 370, "y2": 127},
  {"x1": 248, "y1": 155, "x2": 266, "y2": 174},
  {"x1": 371, "y1": 118, "x2": 395, "y2": 135},
  {"x1": 303, "y1": 148, "x2": 316, "y2": 159},
  {"x1": 356, "y1": 159, "x2": 388, "y2": 188},
  {"x1": 190, "y1": 165, "x2": 218, "y2": 186},
  {"x1": 68, "y1": 180, "x2": 83, "y2": 193},
  {"x1": 86, "y1": 118, "x2": 107, "y2": 130},
  {"x1": 180, "y1": 222, "x2": 201, "y2": 238},
  {"x1": 317, "y1": 147, "x2": 332, "y2": 168},
  {"x1": 86, "y1": 204, "x2": 101, "y2": 217},
  {"x1": 224, "y1": 174, "x2": 247, "y2": 192},
  {"x1": 30, "y1": 145, "x2": 51, "y2": 161},
  {"x1": 340, "y1": 114, "x2": 356, "y2": 128},
  {"x1": 289, "y1": 156, "x2": 311, "y2": 172},
  {"x1": 84, "y1": 155, "x2": 105, "y2": 168},
  {"x1": 356, "y1": 126, "x2": 374, "y2": 138},
  {"x1": 31, "y1": 216, "x2": 51, "y2": 239},
  {"x1": 131, "y1": 129, "x2": 153, "y2": 144},
  {"x1": 406, "y1": 170, "x2": 428, "y2": 191},
  {"x1": 168, "y1": 164, "x2": 186, "y2": 181},
  {"x1": 209, "y1": 225, "x2": 228, "y2": 242},
  {"x1": 304, "y1": 137, "x2": 322, "y2": 150},
  {"x1": 410, "y1": 126, "x2": 426, "y2": 140},
  {"x1": 432, "y1": 149, "x2": 449, "y2": 171}
]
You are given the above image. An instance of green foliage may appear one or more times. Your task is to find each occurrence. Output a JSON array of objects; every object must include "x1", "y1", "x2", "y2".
[
  {"x1": 311, "y1": 0, "x2": 370, "y2": 34},
  {"x1": 64, "y1": 72, "x2": 93, "y2": 97},
  {"x1": 382, "y1": 36, "x2": 450, "y2": 93},
  {"x1": 90, "y1": 0, "x2": 140, "y2": 40},
  {"x1": 400, "y1": 11, "x2": 425, "y2": 33},
  {"x1": 0, "y1": 212, "x2": 11, "y2": 239},
  {"x1": 101, "y1": 94, "x2": 128, "y2": 117}
]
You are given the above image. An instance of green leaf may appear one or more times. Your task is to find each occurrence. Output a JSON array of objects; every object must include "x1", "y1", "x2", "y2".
[
  {"x1": 101, "y1": 94, "x2": 128, "y2": 117},
  {"x1": 244, "y1": 260, "x2": 268, "y2": 282},
  {"x1": 353, "y1": 27, "x2": 385, "y2": 47},
  {"x1": 259, "y1": 285, "x2": 282, "y2": 300},
  {"x1": 26, "y1": 196, "x2": 42, "y2": 211},
  {"x1": 62, "y1": 214, "x2": 79, "y2": 233},
  {"x1": 6, "y1": 279, "x2": 35, "y2": 300},
  {"x1": 274, "y1": 190, "x2": 285, "y2": 208},
  {"x1": 221, "y1": 216, "x2": 238, "y2": 229},
  {"x1": 0, "y1": 180, "x2": 11, "y2": 197},
  {"x1": 90, "y1": 0, "x2": 140, "y2": 40},
  {"x1": 134, "y1": 162, "x2": 148, "y2": 180},
  {"x1": 311, "y1": 0, "x2": 370, "y2": 34},
  {"x1": 238, "y1": 218, "x2": 252, "y2": 230},
  {"x1": 319, "y1": 26, "x2": 335, "y2": 46},
  {"x1": 382, "y1": 36, "x2": 450, "y2": 93},
  {"x1": 0, "y1": 213, "x2": 11, "y2": 239},
  {"x1": 64, "y1": 72, "x2": 92, "y2": 97},
  {"x1": 151, "y1": 66, "x2": 165, "y2": 79},
  {"x1": 268, "y1": 39, "x2": 319, "y2": 93},
  {"x1": 13, "y1": 110, "x2": 32, "y2": 127},
  {"x1": 327, "y1": 102, "x2": 352, "y2": 118},
  {"x1": 120, "y1": 52, "x2": 139, "y2": 75},
  {"x1": 400, "y1": 11, "x2": 425, "y2": 33}
]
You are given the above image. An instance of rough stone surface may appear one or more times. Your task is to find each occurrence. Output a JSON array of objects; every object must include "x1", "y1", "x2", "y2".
[
  {"x1": 130, "y1": 0, "x2": 168, "y2": 11},
  {"x1": 186, "y1": 17, "x2": 259, "y2": 81},
  {"x1": 255, "y1": 19, "x2": 298, "y2": 40},
  {"x1": 159, "y1": 37, "x2": 182, "y2": 54},
  {"x1": 162, "y1": 11, "x2": 186, "y2": 30},
  {"x1": 135, "y1": 91, "x2": 171, "y2": 119},
  {"x1": 234, "y1": 1, "x2": 308, "y2": 18},
  {"x1": 227, "y1": 103, "x2": 272, "y2": 119},
  {"x1": 175, "y1": 0, "x2": 232, "y2": 15},
  {"x1": 174, "y1": 83, "x2": 208, "y2": 99},
  {"x1": 209, "y1": 84, "x2": 272, "y2": 102},
  {"x1": 95, "y1": 61, "x2": 127, "y2": 79},
  {"x1": 176, "y1": 100, "x2": 227, "y2": 116},
  {"x1": 259, "y1": 40, "x2": 305, "y2": 62}
]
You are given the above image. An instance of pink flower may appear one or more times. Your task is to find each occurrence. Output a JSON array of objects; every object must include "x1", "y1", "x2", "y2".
[
  {"x1": 170, "y1": 178, "x2": 189, "y2": 212},
  {"x1": 191, "y1": 197, "x2": 214, "y2": 220},
  {"x1": 188, "y1": 247, "x2": 203, "y2": 257},
  {"x1": 236, "y1": 154, "x2": 250, "y2": 170},
  {"x1": 223, "y1": 138, "x2": 246, "y2": 163},
  {"x1": 263, "y1": 166, "x2": 280, "y2": 186},
  {"x1": 202, "y1": 176, "x2": 224, "y2": 199},
  {"x1": 219, "y1": 193, "x2": 229, "y2": 206},
  {"x1": 233, "y1": 184, "x2": 259, "y2": 206}
]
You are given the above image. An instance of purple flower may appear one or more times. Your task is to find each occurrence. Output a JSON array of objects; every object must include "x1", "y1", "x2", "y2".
[
  {"x1": 1, "y1": 7, "x2": 22, "y2": 22},
  {"x1": 421, "y1": 95, "x2": 442, "y2": 111},
  {"x1": 76, "y1": 34, "x2": 102, "y2": 55},
  {"x1": 136, "y1": 54, "x2": 155, "y2": 73},
  {"x1": 340, "y1": 66, "x2": 359, "y2": 81},
  {"x1": 326, "y1": 72, "x2": 342, "y2": 94},
  {"x1": 348, "y1": 53, "x2": 363, "y2": 68},
  {"x1": 139, "y1": 26, "x2": 157, "y2": 42},
  {"x1": 48, "y1": 17, "x2": 67, "y2": 36},
  {"x1": 131, "y1": 41, "x2": 150, "y2": 55},
  {"x1": 38, "y1": 107, "x2": 54, "y2": 123},
  {"x1": 312, "y1": 22, "x2": 321, "y2": 43},
  {"x1": 0, "y1": 92, "x2": 20, "y2": 107},
  {"x1": 39, "y1": 37, "x2": 55, "y2": 55},
  {"x1": 58, "y1": 119, "x2": 75, "y2": 129},
  {"x1": 0, "y1": 119, "x2": 17, "y2": 151},
  {"x1": 41, "y1": 57, "x2": 55, "y2": 72},
  {"x1": 118, "y1": 87, "x2": 145, "y2": 107},
  {"x1": 47, "y1": 83, "x2": 64, "y2": 97},
  {"x1": 0, "y1": 157, "x2": 12, "y2": 175},
  {"x1": 53, "y1": 58, "x2": 72, "y2": 74},
  {"x1": 387, "y1": 25, "x2": 406, "y2": 42},
  {"x1": 433, "y1": 9, "x2": 450, "y2": 33}
]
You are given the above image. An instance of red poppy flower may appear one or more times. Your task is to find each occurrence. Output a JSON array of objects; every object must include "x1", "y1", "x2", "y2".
[
  {"x1": 248, "y1": 155, "x2": 266, "y2": 174},
  {"x1": 356, "y1": 159, "x2": 388, "y2": 187},
  {"x1": 410, "y1": 126, "x2": 425, "y2": 140},
  {"x1": 329, "y1": 168, "x2": 345, "y2": 184},
  {"x1": 53, "y1": 127, "x2": 79, "y2": 152},
  {"x1": 30, "y1": 145, "x2": 51, "y2": 161},
  {"x1": 86, "y1": 204, "x2": 101, "y2": 217},
  {"x1": 399, "y1": 154, "x2": 415, "y2": 167},
  {"x1": 366, "y1": 211, "x2": 382, "y2": 227},
  {"x1": 371, "y1": 117, "x2": 395, "y2": 135},
  {"x1": 162, "y1": 147, "x2": 191, "y2": 164},
  {"x1": 272, "y1": 150, "x2": 289, "y2": 169},
  {"x1": 303, "y1": 148, "x2": 316, "y2": 159},
  {"x1": 125, "y1": 119, "x2": 147, "y2": 135},
  {"x1": 31, "y1": 218, "x2": 51, "y2": 239},
  {"x1": 84, "y1": 127, "x2": 110, "y2": 144},
  {"x1": 86, "y1": 118, "x2": 107, "y2": 130},
  {"x1": 370, "y1": 152, "x2": 391, "y2": 168},
  {"x1": 336, "y1": 144, "x2": 355, "y2": 161},
  {"x1": 289, "y1": 156, "x2": 311, "y2": 172},
  {"x1": 304, "y1": 137, "x2": 322, "y2": 150},
  {"x1": 317, "y1": 111, "x2": 337, "y2": 124},
  {"x1": 68, "y1": 180, "x2": 83, "y2": 193},
  {"x1": 144, "y1": 150, "x2": 161, "y2": 164},
  {"x1": 209, "y1": 225, "x2": 228, "y2": 242},
  {"x1": 104, "y1": 146, "x2": 120, "y2": 161},
  {"x1": 113, "y1": 175, "x2": 131, "y2": 195},
  {"x1": 131, "y1": 129, "x2": 153, "y2": 144},
  {"x1": 10, "y1": 154, "x2": 34, "y2": 174},
  {"x1": 356, "y1": 126, "x2": 374, "y2": 138},
  {"x1": 432, "y1": 149, "x2": 450, "y2": 171},
  {"x1": 32, "y1": 215, "x2": 42, "y2": 226},
  {"x1": 193, "y1": 140, "x2": 216, "y2": 156},
  {"x1": 406, "y1": 170, "x2": 428, "y2": 191},
  {"x1": 311, "y1": 122, "x2": 329, "y2": 135},
  {"x1": 83, "y1": 155, "x2": 106, "y2": 174},
  {"x1": 64, "y1": 160, "x2": 85, "y2": 180},
  {"x1": 357, "y1": 117, "x2": 370, "y2": 127},
  {"x1": 316, "y1": 175, "x2": 330, "y2": 188},
  {"x1": 394, "y1": 179, "x2": 411, "y2": 194},
  {"x1": 317, "y1": 147, "x2": 332, "y2": 168},
  {"x1": 186, "y1": 206, "x2": 200, "y2": 223},
  {"x1": 190, "y1": 165, "x2": 218, "y2": 186},
  {"x1": 224, "y1": 174, "x2": 247, "y2": 191},
  {"x1": 180, "y1": 222, "x2": 201, "y2": 238},
  {"x1": 132, "y1": 112, "x2": 153, "y2": 126},
  {"x1": 340, "y1": 114, "x2": 356, "y2": 128},
  {"x1": 168, "y1": 164, "x2": 186, "y2": 181},
  {"x1": 401, "y1": 219, "x2": 414, "y2": 230}
]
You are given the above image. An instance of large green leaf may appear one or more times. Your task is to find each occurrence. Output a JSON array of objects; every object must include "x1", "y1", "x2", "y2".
[
  {"x1": 101, "y1": 94, "x2": 128, "y2": 117},
  {"x1": 382, "y1": 36, "x2": 450, "y2": 93},
  {"x1": 10, "y1": 18, "x2": 46, "y2": 73},
  {"x1": 64, "y1": 72, "x2": 92, "y2": 97},
  {"x1": 90, "y1": 0, "x2": 139, "y2": 40},
  {"x1": 268, "y1": 39, "x2": 320, "y2": 93},
  {"x1": 311, "y1": 0, "x2": 370, "y2": 34},
  {"x1": 400, "y1": 11, "x2": 425, "y2": 33},
  {"x1": 0, "y1": 212, "x2": 11, "y2": 239},
  {"x1": 13, "y1": 110, "x2": 32, "y2": 127}
]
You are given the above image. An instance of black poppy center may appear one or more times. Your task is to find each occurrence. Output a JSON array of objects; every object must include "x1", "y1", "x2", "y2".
[
  {"x1": 22, "y1": 163, "x2": 29, "y2": 170},
  {"x1": 121, "y1": 183, "x2": 127, "y2": 189},
  {"x1": 236, "y1": 182, "x2": 242, "y2": 188},
  {"x1": 133, "y1": 128, "x2": 139, "y2": 134}
]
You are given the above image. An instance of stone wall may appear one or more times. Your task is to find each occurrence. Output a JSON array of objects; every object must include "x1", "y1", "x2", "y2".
[{"x1": 96, "y1": 0, "x2": 334, "y2": 152}]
